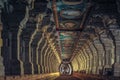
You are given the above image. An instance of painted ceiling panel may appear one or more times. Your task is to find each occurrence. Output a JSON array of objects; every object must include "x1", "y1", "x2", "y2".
[{"x1": 50, "y1": 0, "x2": 90, "y2": 62}]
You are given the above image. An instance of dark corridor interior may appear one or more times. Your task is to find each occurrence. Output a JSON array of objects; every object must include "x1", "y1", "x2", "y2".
[{"x1": 0, "y1": 0, "x2": 120, "y2": 80}]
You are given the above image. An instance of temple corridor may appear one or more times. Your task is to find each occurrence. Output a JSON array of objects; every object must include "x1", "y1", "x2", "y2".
[{"x1": 0, "y1": 0, "x2": 120, "y2": 80}]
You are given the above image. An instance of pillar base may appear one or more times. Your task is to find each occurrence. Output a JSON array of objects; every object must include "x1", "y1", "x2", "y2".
[
  {"x1": 11, "y1": 59, "x2": 24, "y2": 75},
  {"x1": 0, "y1": 56, "x2": 5, "y2": 76},
  {"x1": 114, "y1": 63, "x2": 120, "y2": 77},
  {"x1": 88, "y1": 68, "x2": 92, "y2": 74},
  {"x1": 33, "y1": 64, "x2": 39, "y2": 74},
  {"x1": 98, "y1": 66, "x2": 103, "y2": 75},
  {"x1": 103, "y1": 65, "x2": 112, "y2": 76},
  {"x1": 92, "y1": 66, "x2": 96, "y2": 74},
  {"x1": 24, "y1": 62, "x2": 34, "y2": 74}
]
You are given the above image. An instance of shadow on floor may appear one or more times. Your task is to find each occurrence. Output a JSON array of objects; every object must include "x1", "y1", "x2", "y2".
[{"x1": 55, "y1": 76, "x2": 81, "y2": 80}]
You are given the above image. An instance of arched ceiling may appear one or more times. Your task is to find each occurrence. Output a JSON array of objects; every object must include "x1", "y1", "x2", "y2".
[{"x1": 1, "y1": 0, "x2": 118, "y2": 64}]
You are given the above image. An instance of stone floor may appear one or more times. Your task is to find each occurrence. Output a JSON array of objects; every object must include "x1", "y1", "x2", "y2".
[{"x1": 0, "y1": 73, "x2": 120, "y2": 80}]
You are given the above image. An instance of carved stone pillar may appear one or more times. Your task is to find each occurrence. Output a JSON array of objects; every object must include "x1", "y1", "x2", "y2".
[
  {"x1": 37, "y1": 35, "x2": 44, "y2": 74},
  {"x1": 23, "y1": 38, "x2": 34, "y2": 74},
  {"x1": 84, "y1": 46, "x2": 91, "y2": 74},
  {"x1": 94, "y1": 39, "x2": 105, "y2": 74},
  {"x1": 78, "y1": 52, "x2": 83, "y2": 70},
  {"x1": 76, "y1": 54, "x2": 81, "y2": 72},
  {"x1": 100, "y1": 32, "x2": 114, "y2": 71},
  {"x1": 109, "y1": 24, "x2": 120, "y2": 77},
  {"x1": 50, "y1": 53, "x2": 54, "y2": 73},
  {"x1": 48, "y1": 50, "x2": 52, "y2": 73},
  {"x1": 0, "y1": 9, "x2": 5, "y2": 76},
  {"x1": 81, "y1": 50, "x2": 86, "y2": 70},
  {"x1": 31, "y1": 44, "x2": 39, "y2": 74},
  {"x1": 7, "y1": 29, "x2": 24, "y2": 75},
  {"x1": 80, "y1": 50, "x2": 86, "y2": 70},
  {"x1": 83, "y1": 47, "x2": 90, "y2": 74},
  {"x1": 44, "y1": 46, "x2": 48, "y2": 73},
  {"x1": 40, "y1": 39, "x2": 47, "y2": 73},
  {"x1": 46, "y1": 48, "x2": 51, "y2": 73},
  {"x1": 44, "y1": 46, "x2": 50, "y2": 73},
  {"x1": 89, "y1": 42, "x2": 97, "y2": 74},
  {"x1": 81, "y1": 49, "x2": 87, "y2": 72},
  {"x1": 86, "y1": 42, "x2": 94, "y2": 74}
]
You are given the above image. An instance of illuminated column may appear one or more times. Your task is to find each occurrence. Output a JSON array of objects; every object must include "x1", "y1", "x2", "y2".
[
  {"x1": 0, "y1": 8, "x2": 5, "y2": 76},
  {"x1": 89, "y1": 42, "x2": 97, "y2": 74},
  {"x1": 46, "y1": 48, "x2": 51, "y2": 73},
  {"x1": 81, "y1": 49, "x2": 87, "y2": 72},
  {"x1": 83, "y1": 46, "x2": 90, "y2": 74},
  {"x1": 49, "y1": 50, "x2": 53, "y2": 73},
  {"x1": 77, "y1": 53, "x2": 83, "y2": 71},
  {"x1": 47, "y1": 49, "x2": 52, "y2": 73},
  {"x1": 44, "y1": 44, "x2": 49, "y2": 73},
  {"x1": 37, "y1": 35, "x2": 44, "y2": 74},
  {"x1": 109, "y1": 24, "x2": 120, "y2": 77},
  {"x1": 87, "y1": 42, "x2": 94, "y2": 74},
  {"x1": 85, "y1": 46, "x2": 92, "y2": 74},
  {"x1": 93, "y1": 38, "x2": 105, "y2": 74},
  {"x1": 86, "y1": 44, "x2": 93, "y2": 73},
  {"x1": 40, "y1": 40, "x2": 47, "y2": 73},
  {"x1": 72, "y1": 58, "x2": 79, "y2": 72},
  {"x1": 80, "y1": 50, "x2": 86, "y2": 70},
  {"x1": 100, "y1": 32, "x2": 114, "y2": 71},
  {"x1": 50, "y1": 53, "x2": 54, "y2": 73},
  {"x1": 76, "y1": 54, "x2": 81, "y2": 72},
  {"x1": 78, "y1": 51, "x2": 84, "y2": 70},
  {"x1": 92, "y1": 39, "x2": 99, "y2": 74}
]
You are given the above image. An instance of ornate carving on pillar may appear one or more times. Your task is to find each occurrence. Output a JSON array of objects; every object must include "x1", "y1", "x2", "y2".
[
  {"x1": 100, "y1": 31, "x2": 114, "y2": 67},
  {"x1": 37, "y1": 34, "x2": 44, "y2": 74},
  {"x1": 88, "y1": 41, "x2": 98, "y2": 74},
  {"x1": 93, "y1": 38, "x2": 105, "y2": 74},
  {"x1": 108, "y1": 24, "x2": 120, "y2": 77},
  {"x1": 81, "y1": 49, "x2": 87, "y2": 71},
  {"x1": 82, "y1": 47, "x2": 89, "y2": 74},
  {"x1": 85, "y1": 45, "x2": 92, "y2": 74},
  {"x1": 79, "y1": 50, "x2": 86, "y2": 71},
  {"x1": 17, "y1": 6, "x2": 30, "y2": 75}
]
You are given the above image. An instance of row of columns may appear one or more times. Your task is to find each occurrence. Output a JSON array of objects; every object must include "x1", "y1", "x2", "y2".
[
  {"x1": 72, "y1": 23, "x2": 120, "y2": 77},
  {"x1": 0, "y1": 5, "x2": 60, "y2": 77}
]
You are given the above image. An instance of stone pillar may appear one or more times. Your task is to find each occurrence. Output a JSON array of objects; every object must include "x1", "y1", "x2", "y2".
[
  {"x1": 37, "y1": 35, "x2": 44, "y2": 74},
  {"x1": 45, "y1": 46, "x2": 50, "y2": 73},
  {"x1": 89, "y1": 42, "x2": 98, "y2": 74},
  {"x1": 76, "y1": 54, "x2": 81, "y2": 72},
  {"x1": 40, "y1": 39, "x2": 47, "y2": 73},
  {"x1": 80, "y1": 50, "x2": 86, "y2": 70},
  {"x1": 83, "y1": 47, "x2": 90, "y2": 74},
  {"x1": 42, "y1": 43, "x2": 48, "y2": 73},
  {"x1": 43, "y1": 42, "x2": 49, "y2": 73},
  {"x1": 100, "y1": 32, "x2": 114, "y2": 72},
  {"x1": 87, "y1": 43, "x2": 94, "y2": 74},
  {"x1": 109, "y1": 24, "x2": 120, "y2": 77},
  {"x1": 0, "y1": 9, "x2": 5, "y2": 76},
  {"x1": 78, "y1": 53, "x2": 83, "y2": 71},
  {"x1": 50, "y1": 53, "x2": 54, "y2": 73},
  {"x1": 94, "y1": 39, "x2": 105, "y2": 75},
  {"x1": 81, "y1": 49, "x2": 87, "y2": 72},
  {"x1": 7, "y1": 29, "x2": 23, "y2": 75},
  {"x1": 23, "y1": 38, "x2": 34, "y2": 74},
  {"x1": 48, "y1": 50, "x2": 52, "y2": 73},
  {"x1": 31, "y1": 44, "x2": 39, "y2": 74},
  {"x1": 72, "y1": 58, "x2": 79, "y2": 71},
  {"x1": 85, "y1": 46, "x2": 92, "y2": 74}
]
